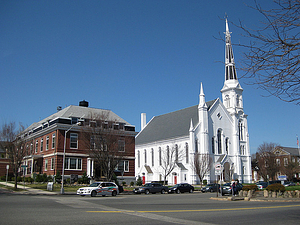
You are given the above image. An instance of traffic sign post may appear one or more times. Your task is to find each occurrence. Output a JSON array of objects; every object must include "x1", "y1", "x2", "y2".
[{"x1": 215, "y1": 163, "x2": 222, "y2": 197}]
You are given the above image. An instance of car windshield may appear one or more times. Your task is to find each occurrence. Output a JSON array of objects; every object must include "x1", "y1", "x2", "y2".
[
  {"x1": 144, "y1": 183, "x2": 152, "y2": 187},
  {"x1": 89, "y1": 183, "x2": 100, "y2": 187},
  {"x1": 172, "y1": 184, "x2": 179, "y2": 188}
]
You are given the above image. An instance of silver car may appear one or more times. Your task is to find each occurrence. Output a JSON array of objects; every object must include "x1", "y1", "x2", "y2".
[{"x1": 77, "y1": 182, "x2": 119, "y2": 197}]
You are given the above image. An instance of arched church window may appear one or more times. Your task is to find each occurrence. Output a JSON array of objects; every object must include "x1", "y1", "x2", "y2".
[
  {"x1": 236, "y1": 95, "x2": 240, "y2": 107},
  {"x1": 185, "y1": 143, "x2": 189, "y2": 163},
  {"x1": 175, "y1": 144, "x2": 178, "y2": 162},
  {"x1": 225, "y1": 95, "x2": 230, "y2": 108},
  {"x1": 151, "y1": 148, "x2": 154, "y2": 167},
  {"x1": 217, "y1": 129, "x2": 222, "y2": 154},
  {"x1": 144, "y1": 149, "x2": 147, "y2": 164},
  {"x1": 167, "y1": 146, "x2": 170, "y2": 164},
  {"x1": 137, "y1": 150, "x2": 140, "y2": 168},
  {"x1": 195, "y1": 139, "x2": 198, "y2": 153},
  {"x1": 239, "y1": 121, "x2": 244, "y2": 141},
  {"x1": 225, "y1": 138, "x2": 229, "y2": 154},
  {"x1": 212, "y1": 137, "x2": 215, "y2": 154},
  {"x1": 159, "y1": 147, "x2": 162, "y2": 166}
]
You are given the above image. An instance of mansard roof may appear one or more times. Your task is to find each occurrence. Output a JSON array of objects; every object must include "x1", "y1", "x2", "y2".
[
  {"x1": 136, "y1": 99, "x2": 216, "y2": 145},
  {"x1": 24, "y1": 105, "x2": 132, "y2": 133}
]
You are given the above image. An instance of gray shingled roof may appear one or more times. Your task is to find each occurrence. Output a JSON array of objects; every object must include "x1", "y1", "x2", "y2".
[
  {"x1": 277, "y1": 146, "x2": 300, "y2": 156},
  {"x1": 136, "y1": 100, "x2": 216, "y2": 145},
  {"x1": 24, "y1": 105, "x2": 131, "y2": 132}
]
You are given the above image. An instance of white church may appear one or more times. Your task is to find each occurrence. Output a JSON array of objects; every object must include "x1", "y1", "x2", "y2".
[{"x1": 135, "y1": 20, "x2": 252, "y2": 185}]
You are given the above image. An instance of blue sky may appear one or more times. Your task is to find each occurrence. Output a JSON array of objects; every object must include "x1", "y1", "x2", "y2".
[{"x1": 0, "y1": 0, "x2": 299, "y2": 154}]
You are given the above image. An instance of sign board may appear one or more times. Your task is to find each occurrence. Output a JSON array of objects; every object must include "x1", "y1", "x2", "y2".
[
  {"x1": 6, "y1": 165, "x2": 9, "y2": 170},
  {"x1": 215, "y1": 163, "x2": 221, "y2": 171},
  {"x1": 215, "y1": 170, "x2": 221, "y2": 176},
  {"x1": 278, "y1": 175, "x2": 287, "y2": 181}
]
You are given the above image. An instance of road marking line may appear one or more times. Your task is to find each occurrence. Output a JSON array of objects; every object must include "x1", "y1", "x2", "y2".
[{"x1": 86, "y1": 204, "x2": 300, "y2": 213}]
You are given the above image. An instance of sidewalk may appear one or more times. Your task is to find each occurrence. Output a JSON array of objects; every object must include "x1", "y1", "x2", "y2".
[
  {"x1": 210, "y1": 191, "x2": 300, "y2": 202},
  {"x1": 0, "y1": 181, "x2": 71, "y2": 195}
]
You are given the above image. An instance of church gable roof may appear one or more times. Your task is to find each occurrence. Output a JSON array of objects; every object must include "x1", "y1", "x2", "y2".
[{"x1": 136, "y1": 100, "x2": 216, "y2": 145}]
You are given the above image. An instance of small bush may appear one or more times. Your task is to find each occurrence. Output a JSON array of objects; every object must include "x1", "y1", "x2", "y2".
[
  {"x1": 242, "y1": 185, "x2": 258, "y2": 191},
  {"x1": 0, "y1": 176, "x2": 6, "y2": 181},
  {"x1": 203, "y1": 180, "x2": 207, "y2": 185},
  {"x1": 130, "y1": 181, "x2": 134, "y2": 186},
  {"x1": 266, "y1": 183, "x2": 285, "y2": 192},
  {"x1": 136, "y1": 176, "x2": 142, "y2": 186}
]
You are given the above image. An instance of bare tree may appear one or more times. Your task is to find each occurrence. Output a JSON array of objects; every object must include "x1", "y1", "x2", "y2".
[
  {"x1": 0, "y1": 122, "x2": 25, "y2": 190},
  {"x1": 281, "y1": 158, "x2": 299, "y2": 181},
  {"x1": 81, "y1": 113, "x2": 134, "y2": 182},
  {"x1": 192, "y1": 153, "x2": 212, "y2": 187},
  {"x1": 235, "y1": 0, "x2": 300, "y2": 104},
  {"x1": 256, "y1": 142, "x2": 280, "y2": 181},
  {"x1": 160, "y1": 144, "x2": 184, "y2": 185}
]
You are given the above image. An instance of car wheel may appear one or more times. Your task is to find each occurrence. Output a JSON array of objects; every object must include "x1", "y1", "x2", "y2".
[
  {"x1": 112, "y1": 190, "x2": 117, "y2": 196},
  {"x1": 145, "y1": 189, "x2": 150, "y2": 195},
  {"x1": 189, "y1": 189, "x2": 193, "y2": 193},
  {"x1": 161, "y1": 189, "x2": 166, "y2": 194},
  {"x1": 91, "y1": 190, "x2": 97, "y2": 197},
  {"x1": 176, "y1": 189, "x2": 180, "y2": 194}
]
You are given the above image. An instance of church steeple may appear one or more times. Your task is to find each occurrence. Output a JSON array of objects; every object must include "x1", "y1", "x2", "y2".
[
  {"x1": 221, "y1": 18, "x2": 243, "y2": 112},
  {"x1": 225, "y1": 18, "x2": 237, "y2": 81}
]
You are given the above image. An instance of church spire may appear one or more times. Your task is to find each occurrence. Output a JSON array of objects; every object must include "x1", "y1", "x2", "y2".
[
  {"x1": 199, "y1": 82, "x2": 207, "y2": 109},
  {"x1": 224, "y1": 18, "x2": 237, "y2": 81}
]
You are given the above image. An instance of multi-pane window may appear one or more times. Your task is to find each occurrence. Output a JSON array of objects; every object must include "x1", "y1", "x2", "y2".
[
  {"x1": 51, "y1": 158, "x2": 55, "y2": 170},
  {"x1": 46, "y1": 136, "x2": 49, "y2": 150},
  {"x1": 284, "y1": 158, "x2": 288, "y2": 166},
  {"x1": 118, "y1": 139, "x2": 125, "y2": 152},
  {"x1": 144, "y1": 149, "x2": 147, "y2": 164},
  {"x1": 35, "y1": 140, "x2": 38, "y2": 153},
  {"x1": 118, "y1": 160, "x2": 129, "y2": 172},
  {"x1": 65, "y1": 157, "x2": 82, "y2": 170},
  {"x1": 70, "y1": 133, "x2": 78, "y2": 149},
  {"x1": 45, "y1": 159, "x2": 48, "y2": 171},
  {"x1": 30, "y1": 143, "x2": 33, "y2": 154},
  {"x1": 40, "y1": 138, "x2": 43, "y2": 152},
  {"x1": 52, "y1": 133, "x2": 56, "y2": 149}
]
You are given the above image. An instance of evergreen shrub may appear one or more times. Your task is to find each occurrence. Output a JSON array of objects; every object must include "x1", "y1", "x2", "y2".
[{"x1": 266, "y1": 183, "x2": 285, "y2": 192}]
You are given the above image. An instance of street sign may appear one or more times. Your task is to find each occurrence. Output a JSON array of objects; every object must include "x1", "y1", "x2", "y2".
[
  {"x1": 215, "y1": 163, "x2": 221, "y2": 171},
  {"x1": 215, "y1": 170, "x2": 221, "y2": 176}
]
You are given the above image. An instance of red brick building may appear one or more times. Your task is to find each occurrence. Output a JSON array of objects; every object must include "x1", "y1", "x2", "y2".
[{"x1": 20, "y1": 101, "x2": 136, "y2": 184}]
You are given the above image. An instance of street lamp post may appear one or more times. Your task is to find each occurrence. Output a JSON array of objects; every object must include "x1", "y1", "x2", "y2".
[{"x1": 61, "y1": 122, "x2": 81, "y2": 194}]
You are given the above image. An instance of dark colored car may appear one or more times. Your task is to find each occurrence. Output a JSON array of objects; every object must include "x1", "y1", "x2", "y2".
[
  {"x1": 201, "y1": 183, "x2": 220, "y2": 193},
  {"x1": 283, "y1": 181, "x2": 296, "y2": 187},
  {"x1": 133, "y1": 183, "x2": 168, "y2": 194},
  {"x1": 168, "y1": 183, "x2": 194, "y2": 194},
  {"x1": 219, "y1": 183, "x2": 243, "y2": 196}
]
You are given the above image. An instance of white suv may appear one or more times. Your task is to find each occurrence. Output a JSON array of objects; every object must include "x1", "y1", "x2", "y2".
[{"x1": 77, "y1": 182, "x2": 119, "y2": 197}]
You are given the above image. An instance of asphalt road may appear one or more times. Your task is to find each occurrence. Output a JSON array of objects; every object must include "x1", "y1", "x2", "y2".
[{"x1": 1, "y1": 191, "x2": 300, "y2": 225}]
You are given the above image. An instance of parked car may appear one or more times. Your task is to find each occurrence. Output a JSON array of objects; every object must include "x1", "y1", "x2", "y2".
[
  {"x1": 283, "y1": 181, "x2": 296, "y2": 187},
  {"x1": 219, "y1": 183, "x2": 243, "y2": 196},
  {"x1": 256, "y1": 181, "x2": 268, "y2": 190},
  {"x1": 201, "y1": 183, "x2": 220, "y2": 193},
  {"x1": 168, "y1": 183, "x2": 194, "y2": 194},
  {"x1": 77, "y1": 182, "x2": 119, "y2": 197},
  {"x1": 133, "y1": 183, "x2": 168, "y2": 194}
]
